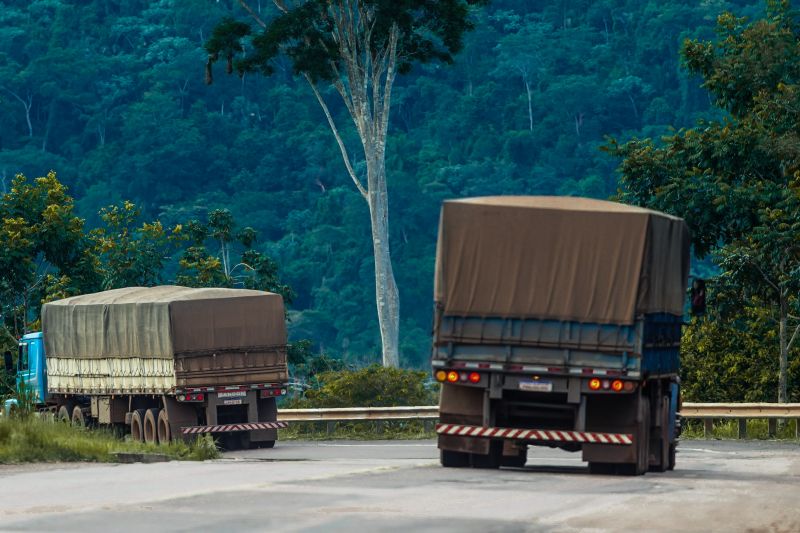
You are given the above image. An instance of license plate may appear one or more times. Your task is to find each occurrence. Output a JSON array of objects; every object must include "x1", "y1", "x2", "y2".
[
  {"x1": 519, "y1": 379, "x2": 553, "y2": 392},
  {"x1": 218, "y1": 391, "x2": 247, "y2": 398},
  {"x1": 222, "y1": 398, "x2": 243, "y2": 405}
]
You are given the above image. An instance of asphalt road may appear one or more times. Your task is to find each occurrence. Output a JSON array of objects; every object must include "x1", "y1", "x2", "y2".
[{"x1": 1, "y1": 439, "x2": 799, "y2": 532}]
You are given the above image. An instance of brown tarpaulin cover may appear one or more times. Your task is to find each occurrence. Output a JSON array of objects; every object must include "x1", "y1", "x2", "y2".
[
  {"x1": 434, "y1": 196, "x2": 690, "y2": 325},
  {"x1": 42, "y1": 286, "x2": 287, "y2": 359}
]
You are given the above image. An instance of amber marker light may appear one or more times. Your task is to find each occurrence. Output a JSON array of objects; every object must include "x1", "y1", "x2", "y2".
[
  {"x1": 435, "y1": 370, "x2": 447, "y2": 382},
  {"x1": 447, "y1": 371, "x2": 459, "y2": 383},
  {"x1": 611, "y1": 380, "x2": 624, "y2": 392},
  {"x1": 589, "y1": 378, "x2": 601, "y2": 390}
]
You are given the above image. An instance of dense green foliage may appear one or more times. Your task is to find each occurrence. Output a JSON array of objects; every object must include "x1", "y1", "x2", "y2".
[
  {"x1": 287, "y1": 365, "x2": 437, "y2": 408},
  {"x1": 0, "y1": 172, "x2": 290, "y2": 346},
  {"x1": 611, "y1": 1, "x2": 800, "y2": 401},
  {"x1": 0, "y1": 0, "x2": 765, "y2": 367}
]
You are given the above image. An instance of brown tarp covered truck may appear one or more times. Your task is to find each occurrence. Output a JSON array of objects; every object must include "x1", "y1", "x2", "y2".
[
  {"x1": 40, "y1": 286, "x2": 289, "y2": 448},
  {"x1": 431, "y1": 196, "x2": 690, "y2": 475}
]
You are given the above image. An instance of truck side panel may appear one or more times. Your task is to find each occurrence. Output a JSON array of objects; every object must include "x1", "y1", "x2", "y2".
[{"x1": 434, "y1": 313, "x2": 681, "y2": 375}]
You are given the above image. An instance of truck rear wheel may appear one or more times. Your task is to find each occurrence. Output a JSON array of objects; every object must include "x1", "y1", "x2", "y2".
[
  {"x1": 668, "y1": 443, "x2": 677, "y2": 470},
  {"x1": 131, "y1": 409, "x2": 146, "y2": 442},
  {"x1": 57, "y1": 405, "x2": 71, "y2": 423},
  {"x1": 649, "y1": 396, "x2": 671, "y2": 473},
  {"x1": 470, "y1": 441, "x2": 502, "y2": 469},
  {"x1": 440, "y1": 449, "x2": 470, "y2": 467},
  {"x1": 616, "y1": 396, "x2": 650, "y2": 476},
  {"x1": 157, "y1": 409, "x2": 171, "y2": 443},
  {"x1": 71, "y1": 405, "x2": 87, "y2": 427},
  {"x1": 588, "y1": 462, "x2": 616, "y2": 475},
  {"x1": 143, "y1": 408, "x2": 160, "y2": 444}
]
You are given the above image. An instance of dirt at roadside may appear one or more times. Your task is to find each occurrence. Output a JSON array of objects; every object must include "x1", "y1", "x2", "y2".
[{"x1": 0, "y1": 461, "x2": 109, "y2": 477}]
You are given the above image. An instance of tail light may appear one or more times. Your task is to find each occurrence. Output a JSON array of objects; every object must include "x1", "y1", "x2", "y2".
[
  {"x1": 435, "y1": 370, "x2": 447, "y2": 382},
  {"x1": 447, "y1": 371, "x2": 459, "y2": 383},
  {"x1": 611, "y1": 380, "x2": 624, "y2": 392},
  {"x1": 178, "y1": 393, "x2": 204, "y2": 402},
  {"x1": 468, "y1": 372, "x2": 481, "y2": 383},
  {"x1": 589, "y1": 378, "x2": 601, "y2": 390}
]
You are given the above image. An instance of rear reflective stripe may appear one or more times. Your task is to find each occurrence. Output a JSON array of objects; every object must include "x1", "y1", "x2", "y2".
[
  {"x1": 180, "y1": 421, "x2": 288, "y2": 434},
  {"x1": 434, "y1": 424, "x2": 632, "y2": 446}
]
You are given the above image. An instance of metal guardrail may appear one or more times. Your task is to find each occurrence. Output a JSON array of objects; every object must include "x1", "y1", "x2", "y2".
[
  {"x1": 680, "y1": 403, "x2": 800, "y2": 439},
  {"x1": 278, "y1": 403, "x2": 800, "y2": 439},
  {"x1": 680, "y1": 403, "x2": 800, "y2": 418},
  {"x1": 278, "y1": 406, "x2": 438, "y2": 422}
]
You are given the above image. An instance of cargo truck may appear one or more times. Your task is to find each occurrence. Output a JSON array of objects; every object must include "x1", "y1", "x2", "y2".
[
  {"x1": 431, "y1": 197, "x2": 689, "y2": 475},
  {"x1": 11, "y1": 286, "x2": 289, "y2": 448}
]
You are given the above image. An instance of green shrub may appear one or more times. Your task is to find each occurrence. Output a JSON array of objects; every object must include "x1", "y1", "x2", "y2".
[{"x1": 287, "y1": 365, "x2": 438, "y2": 408}]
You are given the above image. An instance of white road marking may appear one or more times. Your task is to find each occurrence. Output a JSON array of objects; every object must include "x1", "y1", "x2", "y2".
[{"x1": 680, "y1": 447, "x2": 739, "y2": 455}]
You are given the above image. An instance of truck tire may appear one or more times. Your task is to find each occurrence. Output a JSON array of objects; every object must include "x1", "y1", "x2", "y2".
[
  {"x1": 157, "y1": 409, "x2": 171, "y2": 443},
  {"x1": 618, "y1": 396, "x2": 650, "y2": 476},
  {"x1": 649, "y1": 396, "x2": 671, "y2": 473},
  {"x1": 249, "y1": 439, "x2": 276, "y2": 449},
  {"x1": 668, "y1": 443, "x2": 677, "y2": 471},
  {"x1": 143, "y1": 408, "x2": 160, "y2": 444},
  {"x1": 57, "y1": 405, "x2": 71, "y2": 423},
  {"x1": 588, "y1": 462, "x2": 616, "y2": 475},
  {"x1": 470, "y1": 440, "x2": 502, "y2": 469},
  {"x1": 500, "y1": 451, "x2": 527, "y2": 468},
  {"x1": 131, "y1": 409, "x2": 147, "y2": 442},
  {"x1": 440, "y1": 449, "x2": 470, "y2": 468},
  {"x1": 71, "y1": 405, "x2": 87, "y2": 427}
]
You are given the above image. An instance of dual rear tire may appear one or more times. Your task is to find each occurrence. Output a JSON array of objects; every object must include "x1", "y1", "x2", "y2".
[
  {"x1": 440, "y1": 442, "x2": 526, "y2": 469},
  {"x1": 132, "y1": 408, "x2": 171, "y2": 444}
]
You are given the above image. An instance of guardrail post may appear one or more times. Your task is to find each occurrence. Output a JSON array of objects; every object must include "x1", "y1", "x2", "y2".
[
  {"x1": 424, "y1": 419, "x2": 433, "y2": 433},
  {"x1": 738, "y1": 419, "x2": 747, "y2": 439},
  {"x1": 768, "y1": 419, "x2": 777, "y2": 438},
  {"x1": 376, "y1": 420, "x2": 384, "y2": 435},
  {"x1": 796, "y1": 419, "x2": 799, "y2": 440},
  {"x1": 326, "y1": 421, "x2": 336, "y2": 436},
  {"x1": 704, "y1": 419, "x2": 713, "y2": 438}
]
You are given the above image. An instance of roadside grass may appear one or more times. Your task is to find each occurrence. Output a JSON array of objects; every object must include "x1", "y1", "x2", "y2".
[
  {"x1": 0, "y1": 415, "x2": 219, "y2": 463},
  {"x1": 681, "y1": 418, "x2": 799, "y2": 440},
  {"x1": 280, "y1": 420, "x2": 437, "y2": 441}
]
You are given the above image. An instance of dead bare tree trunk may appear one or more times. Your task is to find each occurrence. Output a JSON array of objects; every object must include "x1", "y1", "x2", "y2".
[
  {"x1": 779, "y1": 292, "x2": 789, "y2": 403},
  {"x1": 1, "y1": 87, "x2": 33, "y2": 137},
  {"x1": 249, "y1": 0, "x2": 401, "y2": 366}
]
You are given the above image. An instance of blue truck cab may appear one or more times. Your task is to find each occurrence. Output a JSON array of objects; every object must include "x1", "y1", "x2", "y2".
[{"x1": 4, "y1": 332, "x2": 48, "y2": 415}]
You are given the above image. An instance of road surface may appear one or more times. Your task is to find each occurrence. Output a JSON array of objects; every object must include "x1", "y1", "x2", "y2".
[{"x1": 0, "y1": 439, "x2": 799, "y2": 532}]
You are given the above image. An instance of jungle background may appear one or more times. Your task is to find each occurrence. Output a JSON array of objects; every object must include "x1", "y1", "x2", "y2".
[{"x1": 3, "y1": 0, "x2": 797, "y2": 402}]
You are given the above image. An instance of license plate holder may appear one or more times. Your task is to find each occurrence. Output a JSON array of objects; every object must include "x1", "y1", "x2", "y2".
[{"x1": 519, "y1": 379, "x2": 553, "y2": 392}]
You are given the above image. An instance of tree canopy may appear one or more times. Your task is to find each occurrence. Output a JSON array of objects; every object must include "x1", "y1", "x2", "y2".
[
  {"x1": 0, "y1": 0, "x2": 768, "y2": 368},
  {"x1": 609, "y1": 0, "x2": 800, "y2": 401}
]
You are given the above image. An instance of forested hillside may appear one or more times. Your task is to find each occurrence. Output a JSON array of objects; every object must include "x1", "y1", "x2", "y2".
[{"x1": 0, "y1": 0, "x2": 763, "y2": 367}]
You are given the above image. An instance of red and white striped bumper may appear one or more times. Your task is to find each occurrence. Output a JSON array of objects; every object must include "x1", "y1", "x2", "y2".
[
  {"x1": 181, "y1": 421, "x2": 288, "y2": 435},
  {"x1": 436, "y1": 423, "x2": 633, "y2": 445}
]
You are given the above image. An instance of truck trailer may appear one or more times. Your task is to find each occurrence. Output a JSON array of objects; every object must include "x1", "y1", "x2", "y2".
[
  {"x1": 13, "y1": 285, "x2": 289, "y2": 448},
  {"x1": 431, "y1": 196, "x2": 689, "y2": 475}
]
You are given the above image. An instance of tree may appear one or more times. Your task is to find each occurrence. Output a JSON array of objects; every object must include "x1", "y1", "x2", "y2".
[
  {"x1": 205, "y1": 0, "x2": 488, "y2": 367},
  {"x1": 90, "y1": 201, "x2": 180, "y2": 290},
  {"x1": 176, "y1": 208, "x2": 293, "y2": 301},
  {"x1": 492, "y1": 19, "x2": 552, "y2": 131},
  {"x1": 608, "y1": 0, "x2": 800, "y2": 402},
  {"x1": 0, "y1": 171, "x2": 98, "y2": 336}
]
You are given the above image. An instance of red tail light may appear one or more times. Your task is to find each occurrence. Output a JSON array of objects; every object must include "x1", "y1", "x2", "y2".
[
  {"x1": 468, "y1": 372, "x2": 481, "y2": 383},
  {"x1": 611, "y1": 380, "x2": 623, "y2": 392}
]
